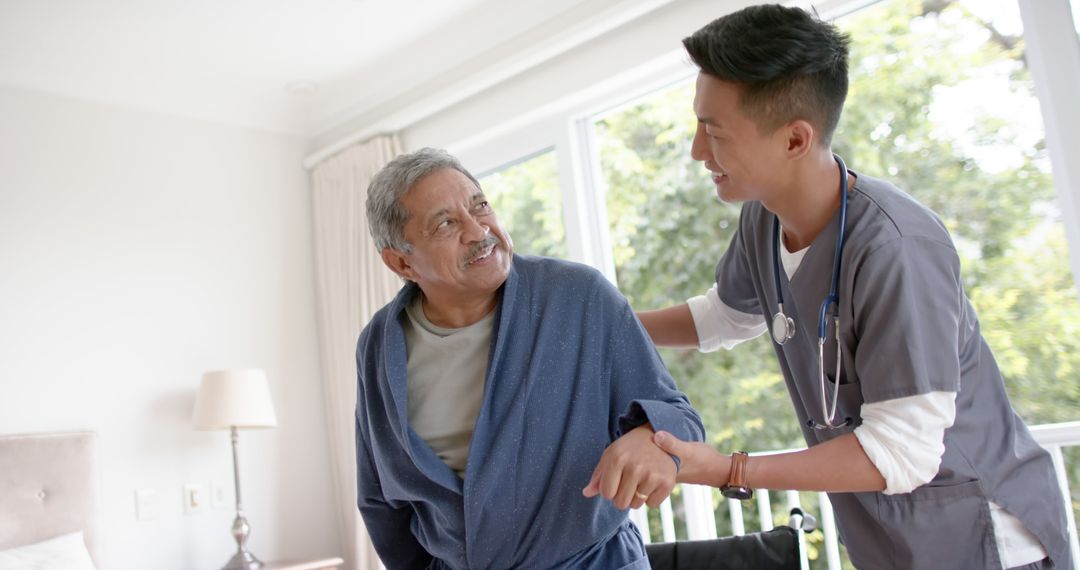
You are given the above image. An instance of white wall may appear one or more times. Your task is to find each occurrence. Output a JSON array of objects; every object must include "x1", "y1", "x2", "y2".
[{"x1": 0, "y1": 86, "x2": 340, "y2": 569}]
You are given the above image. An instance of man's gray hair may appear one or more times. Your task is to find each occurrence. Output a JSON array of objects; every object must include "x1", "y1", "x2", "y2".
[{"x1": 366, "y1": 147, "x2": 482, "y2": 253}]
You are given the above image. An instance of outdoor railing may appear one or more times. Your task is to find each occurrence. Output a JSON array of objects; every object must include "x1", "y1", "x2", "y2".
[{"x1": 631, "y1": 421, "x2": 1080, "y2": 570}]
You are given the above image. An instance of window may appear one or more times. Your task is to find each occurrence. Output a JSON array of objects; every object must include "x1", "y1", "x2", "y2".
[
  {"x1": 477, "y1": 150, "x2": 566, "y2": 258},
  {"x1": 593, "y1": 0, "x2": 1080, "y2": 450},
  {"x1": 590, "y1": 0, "x2": 1080, "y2": 559}
]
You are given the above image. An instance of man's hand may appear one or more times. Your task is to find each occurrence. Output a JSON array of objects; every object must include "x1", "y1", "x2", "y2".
[
  {"x1": 652, "y1": 430, "x2": 730, "y2": 488},
  {"x1": 582, "y1": 424, "x2": 677, "y2": 510}
]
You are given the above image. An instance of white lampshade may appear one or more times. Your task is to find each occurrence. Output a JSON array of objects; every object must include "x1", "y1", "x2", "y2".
[{"x1": 192, "y1": 369, "x2": 278, "y2": 430}]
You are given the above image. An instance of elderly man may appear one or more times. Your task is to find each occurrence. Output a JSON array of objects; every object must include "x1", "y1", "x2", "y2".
[{"x1": 355, "y1": 147, "x2": 704, "y2": 569}]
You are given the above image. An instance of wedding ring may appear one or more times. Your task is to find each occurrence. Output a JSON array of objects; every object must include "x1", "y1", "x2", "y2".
[{"x1": 634, "y1": 492, "x2": 649, "y2": 500}]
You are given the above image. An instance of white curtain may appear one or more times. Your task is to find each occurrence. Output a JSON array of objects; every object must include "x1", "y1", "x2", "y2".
[{"x1": 310, "y1": 134, "x2": 403, "y2": 570}]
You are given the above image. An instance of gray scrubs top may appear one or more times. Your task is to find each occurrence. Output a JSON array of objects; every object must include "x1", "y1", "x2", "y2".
[{"x1": 715, "y1": 171, "x2": 1071, "y2": 569}]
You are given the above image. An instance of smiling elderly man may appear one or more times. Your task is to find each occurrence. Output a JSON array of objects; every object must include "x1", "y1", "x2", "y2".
[{"x1": 355, "y1": 147, "x2": 704, "y2": 569}]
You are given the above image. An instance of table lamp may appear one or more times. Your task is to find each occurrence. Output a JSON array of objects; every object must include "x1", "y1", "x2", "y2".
[{"x1": 192, "y1": 369, "x2": 278, "y2": 570}]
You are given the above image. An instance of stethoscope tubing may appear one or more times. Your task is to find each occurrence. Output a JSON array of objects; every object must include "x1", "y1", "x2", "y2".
[
  {"x1": 771, "y1": 154, "x2": 851, "y2": 429},
  {"x1": 819, "y1": 155, "x2": 848, "y2": 338}
]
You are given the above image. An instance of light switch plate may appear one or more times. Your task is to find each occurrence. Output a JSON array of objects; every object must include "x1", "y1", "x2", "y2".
[
  {"x1": 135, "y1": 489, "x2": 158, "y2": 521},
  {"x1": 183, "y1": 483, "x2": 206, "y2": 514}
]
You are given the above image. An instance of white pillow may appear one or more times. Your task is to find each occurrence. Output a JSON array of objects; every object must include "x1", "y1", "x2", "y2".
[{"x1": 0, "y1": 532, "x2": 96, "y2": 570}]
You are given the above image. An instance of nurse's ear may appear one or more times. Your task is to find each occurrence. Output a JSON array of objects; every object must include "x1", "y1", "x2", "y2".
[{"x1": 783, "y1": 119, "x2": 816, "y2": 160}]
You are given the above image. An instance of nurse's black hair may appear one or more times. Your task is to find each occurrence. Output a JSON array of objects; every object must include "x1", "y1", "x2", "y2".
[{"x1": 683, "y1": 4, "x2": 850, "y2": 145}]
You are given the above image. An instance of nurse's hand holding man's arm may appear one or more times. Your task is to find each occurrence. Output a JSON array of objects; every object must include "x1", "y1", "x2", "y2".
[
  {"x1": 634, "y1": 301, "x2": 886, "y2": 494},
  {"x1": 582, "y1": 423, "x2": 679, "y2": 511},
  {"x1": 651, "y1": 430, "x2": 887, "y2": 493}
]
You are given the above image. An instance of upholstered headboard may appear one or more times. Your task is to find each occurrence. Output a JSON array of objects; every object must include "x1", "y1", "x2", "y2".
[{"x1": 0, "y1": 431, "x2": 101, "y2": 565}]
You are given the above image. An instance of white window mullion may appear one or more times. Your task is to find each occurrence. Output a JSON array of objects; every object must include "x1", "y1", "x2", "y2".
[
  {"x1": 554, "y1": 123, "x2": 588, "y2": 267},
  {"x1": 1019, "y1": 0, "x2": 1080, "y2": 300},
  {"x1": 559, "y1": 116, "x2": 617, "y2": 282}
]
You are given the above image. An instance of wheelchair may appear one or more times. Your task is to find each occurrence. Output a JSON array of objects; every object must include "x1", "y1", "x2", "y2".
[{"x1": 644, "y1": 508, "x2": 816, "y2": 570}]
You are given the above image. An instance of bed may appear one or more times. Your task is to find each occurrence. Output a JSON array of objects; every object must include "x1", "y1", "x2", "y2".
[{"x1": 0, "y1": 431, "x2": 101, "y2": 567}]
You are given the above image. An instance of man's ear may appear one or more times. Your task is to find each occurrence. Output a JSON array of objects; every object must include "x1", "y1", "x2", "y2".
[
  {"x1": 381, "y1": 247, "x2": 418, "y2": 281},
  {"x1": 784, "y1": 119, "x2": 815, "y2": 160}
]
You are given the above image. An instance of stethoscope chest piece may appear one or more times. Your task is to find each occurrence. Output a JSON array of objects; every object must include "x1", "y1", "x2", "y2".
[{"x1": 771, "y1": 309, "x2": 795, "y2": 345}]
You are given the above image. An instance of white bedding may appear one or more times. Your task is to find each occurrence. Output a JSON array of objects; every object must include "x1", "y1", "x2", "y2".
[{"x1": 0, "y1": 532, "x2": 96, "y2": 570}]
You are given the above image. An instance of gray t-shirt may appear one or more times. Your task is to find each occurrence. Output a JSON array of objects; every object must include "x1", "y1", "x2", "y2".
[{"x1": 401, "y1": 295, "x2": 494, "y2": 478}]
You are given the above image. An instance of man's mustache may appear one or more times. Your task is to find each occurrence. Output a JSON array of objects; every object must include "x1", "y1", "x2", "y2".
[{"x1": 463, "y1": 235, "x2": 500, "y2": 263}]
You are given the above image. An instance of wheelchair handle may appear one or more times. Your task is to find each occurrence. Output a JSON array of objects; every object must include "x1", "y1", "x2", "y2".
[{"x1": 788, "y1": 507, "x2": 818, "y2": 533}]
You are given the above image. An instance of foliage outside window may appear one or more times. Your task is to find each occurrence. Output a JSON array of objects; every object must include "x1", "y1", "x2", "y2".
[
  {"x1": 478, "y1": 150, "x2": 566, "y2": 258},
  {"x1": 595, "y1": 0, "x2": 1080, "y2": 564}
]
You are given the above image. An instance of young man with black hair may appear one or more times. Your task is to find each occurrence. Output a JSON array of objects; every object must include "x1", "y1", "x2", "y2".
[{"x1": 623, "y1": 4, "x2": 1070, "y2": 568}]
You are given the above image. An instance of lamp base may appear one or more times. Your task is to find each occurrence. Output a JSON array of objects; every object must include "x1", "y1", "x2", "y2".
[
  {"x1": 223, "y1": 550, "x2": 262, "y2": 570},
  {"x1": 222, "y1": 427, "x2": 262, "y2": 570}
]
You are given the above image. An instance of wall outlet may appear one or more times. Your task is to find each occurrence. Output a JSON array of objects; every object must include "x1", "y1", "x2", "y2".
[
  {"x1": 134, "y1": 489, "x2": 158, "y2": 521},
  {"x1": 183, "y1": 483, "x2": 207, "y2": 514},
  {"x1": 211, "y1": 480, "x2": 230, "y2": 510}
]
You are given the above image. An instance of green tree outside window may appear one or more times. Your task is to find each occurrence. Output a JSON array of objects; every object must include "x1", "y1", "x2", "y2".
[{"x1": 478, "y1": 150, "x2": 566, "y2": 258}]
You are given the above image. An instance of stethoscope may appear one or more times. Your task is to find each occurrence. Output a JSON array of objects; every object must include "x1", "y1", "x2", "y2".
[{"x1": 770, "y1": 154, "x2": 853, "y2": 430}]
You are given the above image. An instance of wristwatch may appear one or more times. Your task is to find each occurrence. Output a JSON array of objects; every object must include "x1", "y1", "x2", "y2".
[{"x1": 720, "y1": 451, "x2": 753, "y2": 500}]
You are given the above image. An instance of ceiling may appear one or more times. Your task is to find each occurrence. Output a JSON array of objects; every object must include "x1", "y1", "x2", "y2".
[{"x1": 0, "y1": 0, "x2": 656, "y2": 137}]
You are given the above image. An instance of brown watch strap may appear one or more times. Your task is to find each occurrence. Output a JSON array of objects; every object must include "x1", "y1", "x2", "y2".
[{"x1": 729, "y1": 450, "x2": 749, "y2": 488}]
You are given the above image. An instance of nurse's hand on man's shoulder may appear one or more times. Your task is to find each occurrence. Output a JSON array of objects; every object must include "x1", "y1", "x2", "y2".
[
  {"x1": 653, "y1": 431, "x2": 731, "y2": 489},
  {"x1": 582, "y1": 423, "x2": 677, "y2": 511}
]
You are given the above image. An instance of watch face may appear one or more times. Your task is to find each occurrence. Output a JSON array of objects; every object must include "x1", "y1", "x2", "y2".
[{"x1": 721, "y1": 486, "x2": 754, "y2": 501}]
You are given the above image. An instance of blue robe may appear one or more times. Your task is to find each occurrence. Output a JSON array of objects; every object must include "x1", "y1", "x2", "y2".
[{"x1": 356, "y1": 255, "x2": 705, "y2": 569}]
